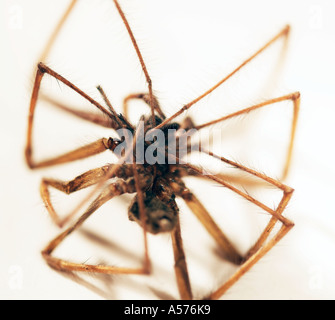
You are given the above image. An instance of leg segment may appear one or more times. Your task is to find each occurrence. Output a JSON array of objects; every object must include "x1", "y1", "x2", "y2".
[
  {"x1": 27, "y1": 138, "x2": 111, "y2": 169},
  {"x1": 194, "y1": 92, "x2": 301, "y2": 179},
  {"x1": 37, "y1": 0, "x2": 78, "y2": 65},
  {"x1": 122, "y1": 93, "x2": 165, "y2": 121},
  {"x1": 112, "y1": 0, "x2": 165, "y2": 125},
  {"x1": 40, "y1": 165, "x2": 111, "y2": 227},
  {"x1": 40, "y1": 93, "x2": 117, "y2": 128},
  {"x1": 25, "y1": 62, "x2": 123, "y2": 169},
  {"x1": 184, "y1": 154, "x2": 294, "y2": 225},
  {"x1": 131, "y1": 161, "x2": 151, "y2": 272},
  {"x1": 155, "y1": 25, "x2": 291, "y2": 129},
  {"x1": 179, "y1": 156, "x2": 294, "y2": 299},
  {"x1": 171, "y1": 214, "x2": 193, "y2": 300},
  {"x1": 96, "y1": 86, "x2": 133, "y2": 129},
  {"x1": 181, "y1": 191, "x2": 243, "y2": 264},
  {"x1": 42, "y1": 179, "x2": 151, "y2": 275},
  {"x1": 207, "y1": 221, "x2": 294, "y2": 300}
]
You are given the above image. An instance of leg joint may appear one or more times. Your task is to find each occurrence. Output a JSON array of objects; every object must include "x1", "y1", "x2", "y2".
[{"x1": 38, "y1": 62, "x2": 48, "y2": 73}]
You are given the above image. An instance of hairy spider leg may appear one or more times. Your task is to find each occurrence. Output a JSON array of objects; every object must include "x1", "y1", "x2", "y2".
[
  {"x1": 154, "y1": 25, "x2": 291, "y2": 130},
  {"x1": 112, "y1": 0, "x2": 166, "y2": 125},
  {"x1": 180, "y1": 155, "x2": 294, "y2": 299},
  {"x1": 42, "y1": 176, "x2": 152, "y2": 276},
  {"x1": 123, "y1": 93, "x2": 165, "y2": 121},
  {"x1": 194, "y1": 92, "x2": 301, "y2": 180},
  {"x1": 25, "y1": 63, "x2": 126, "y2": 169}
]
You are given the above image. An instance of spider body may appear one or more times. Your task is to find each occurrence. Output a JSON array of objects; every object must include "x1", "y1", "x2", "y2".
[
  {"x1": 25, "y1": 0, "x2": 301, "y2": 300},
  {"x1": 115, "y1": 113, "x2": 193, "y2": 235}
]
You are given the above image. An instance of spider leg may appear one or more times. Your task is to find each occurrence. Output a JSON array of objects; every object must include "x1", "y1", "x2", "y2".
[
  {"x1": 122, "y1": 93, "x2": 165, "y2": 121},
  {"x1": 171, "y1": 214, "x2": 193, "y2": 300},
  {"x1": 195, "y1": 91, "x2": 301, "y2": 179},
  {"x1": 184, "y1": 155, "x2": 293, "y2": 227},
  {"x1": 194, "y1": 170, "x2": 268, "y2": 189},
  {"x1": 112, "y1": 0, "x2": 166, "y2": 124},
  {"x1": 27, "y1": 138, "x2": 113, "y2": 169},
  {"x1": 39, "y1": 124, "x2": 147, "y2": 242},
  {"x1": 155, "y1": 25, "x2": 291, "y2": 129},
  {"x1": 181, "y1": 191, "x2": 243, "y2": 264},
  {"x1": 42, "y1": 178, "x2": 151, "y2": 275},
  {"x1": 37, "y1": 0, "x2": 78, "y2": 66},
  {"x1": 178, "y1": 156, "x2": 294, "y2": 299},
  {"x1": 40, "y1": 165, "x2": 112, "y2": 227},
  {"x1": 25, "y1": 63, "x2": 125, "y2": 169},
  {"x1": 40, "y1": 93, "x2": 116, "y2": 128},
  {"x1": 131, "y1": 161, "x2": 151, "y2": 272},
  {"x1": 175, "y1": 163, "x2": 270, "y2": 193},
  {"x1": 207, "y1": 223, "x2": 293, "y2": 300},
  {"x1": 169, "y1": 169, "x2": 242, "y2": 263},
  {"x1": 96, "y1": 85, "x2": 135, "y2": 130}
]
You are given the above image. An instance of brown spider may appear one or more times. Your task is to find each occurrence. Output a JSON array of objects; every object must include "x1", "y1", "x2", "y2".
[{"x1": 25, "y1": 0, "x2": 300, "y2": 300}]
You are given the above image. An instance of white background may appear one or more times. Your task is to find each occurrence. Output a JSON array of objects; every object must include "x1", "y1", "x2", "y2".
[{"x1": 1, "y1": 0, "x2": 335, "y2": 300}]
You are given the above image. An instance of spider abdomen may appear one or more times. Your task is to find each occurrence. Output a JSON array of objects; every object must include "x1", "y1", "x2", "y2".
[{"x1": 128, "y1": 189, "x2": 178, "y2": 234}]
